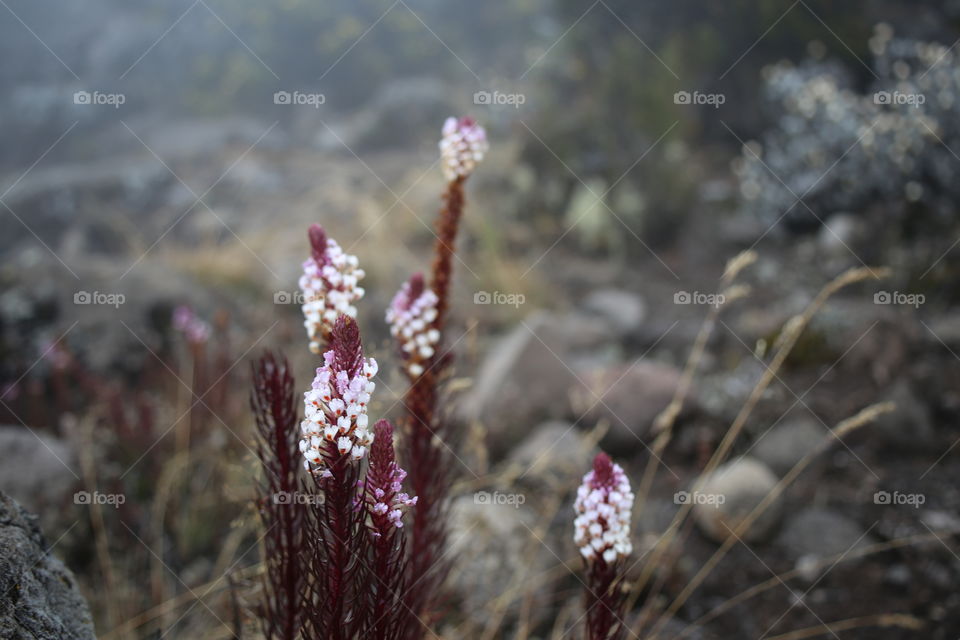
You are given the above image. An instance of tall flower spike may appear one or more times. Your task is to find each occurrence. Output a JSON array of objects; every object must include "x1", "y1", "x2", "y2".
[
  {"x1": 386, "y1": 273, "x2": 441, "y2": 378},
  {"x1": 299, "y1": 224, "x2": 366, "y2": 354},
  {"x1": 574, "y1": 452, "x2": 634, "y2": 564},
  {"x1": 299, "y1": 316, "x2": 378, "y2": 470},
  {"x1": 439, "y1": 116, "x2": 488, "y2": 182},
  {"x1": 366, "y1": 420, "x2": 418, "y2": 532}
]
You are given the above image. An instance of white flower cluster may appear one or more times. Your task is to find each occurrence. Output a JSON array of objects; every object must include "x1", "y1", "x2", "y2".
[
  {"x1": 386, "y1": 279, "x2": 440, "y2": 378},
  {"x1": 573, "y1": 457, "x2": 634, "y2": 564},
  {"x1": 299, "y1": 238, "x2": 365, "y2": 354},
  {"x1": 439, "y1": 116, "x2": 488, "y2": 182},
  {"x1": 299, "y1": 351, "x2": 378, "y2": 470},
  {"x1": 370, "y1": 464, "x2": 418, "y2": 530}
]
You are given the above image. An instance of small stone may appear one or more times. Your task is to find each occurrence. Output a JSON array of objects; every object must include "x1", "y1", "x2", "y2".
[
  {"x1": 582, "y1": 288, "x2": 646, "y2": 338},
  {"x1": 818, "y1": 213, "x2": 862, "y2": 252},
  {"x1": 507, "y1": 421, "x2": 595, "y2": 486},
  {"x1": 751, "y1": 416, "x2": 824, "y2": 476},
  {"x1": 777, "y1": 507, "x2": 876, "y2": 559},
  {"x1": 692, "y1": 457, "x2": 782, "y2": 544}
]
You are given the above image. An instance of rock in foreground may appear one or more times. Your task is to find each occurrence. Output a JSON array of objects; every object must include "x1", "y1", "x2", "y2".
[{"x1": 0, "y1": 492, "x2": 95, "y2": 640}]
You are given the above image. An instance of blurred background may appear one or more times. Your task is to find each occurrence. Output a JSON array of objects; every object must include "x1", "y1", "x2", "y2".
[{"x1": 2, "y1": 0, "x2": 960, "y2": 638}]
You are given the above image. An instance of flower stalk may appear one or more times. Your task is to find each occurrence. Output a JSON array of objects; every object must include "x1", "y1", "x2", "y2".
[
  {"x1": 392, "y1": 116, "x2": 487, "y2": 636},
  {"x1": 575, "y1": 452, "x2": 634, "y2": 640},
  {"x1": 251, "y1": 352, "x2": 304, "y2": 640}
]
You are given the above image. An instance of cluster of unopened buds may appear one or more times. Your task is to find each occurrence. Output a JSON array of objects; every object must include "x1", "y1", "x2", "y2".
[
  {"x1": 386, "y1": 273, "x2": 441, "y2": 378},
  {"x1": 574, "y1": 453, "x2": 634, "y2": 564},
  {"x1": 439, "y1": 116, "x2": 488, "y2": 182},
  {"x1": 370, "y1": 463, "x2": 418, "y2": 531},
  {"x1": 299, "y1": 225, "x2": 366, "y2": 354},
  {"x1": 299, "y1": 351, "x2": 379, "y2": 470}
]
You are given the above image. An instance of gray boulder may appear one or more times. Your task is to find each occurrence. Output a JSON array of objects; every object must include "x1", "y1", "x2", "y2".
[
  {"x1": 574, "y1": 360, "x2": 685, "y2": 454},
  {"x1": 506, "y1": 421, "x2": 596, "y2": 487},
  {"x1": 0, "y1": 427, "x2": 77, "y2": 521},
  {"x1": 459, "y1": 311, "x2": 614, "y2": 455},
  {"x1": 692, "y1": 457, "x2": 782, "y2": 544},
  {"x1": 0, "y1": 492, "x2": 95, "y2": 639}
]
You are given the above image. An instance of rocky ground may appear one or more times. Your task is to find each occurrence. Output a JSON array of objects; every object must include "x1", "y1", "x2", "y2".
[{"x1": 1, "y1": 113, "x2": 959, "y2": 638}]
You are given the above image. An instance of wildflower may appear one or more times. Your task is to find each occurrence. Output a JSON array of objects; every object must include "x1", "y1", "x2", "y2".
[
  {"x1": 172, "y1": 305, "x2": 210, "y2": 345},
  {"x1": 299, "y1": 224, "x2": 366, "y2": 354},
  {"x1": 365, "y1": 419, "x2": 418, "y2": 533},
  {"x1": 574, "y1": 452, "x2": 634, "y2": 564},
  {"x1": 439, "y1": 116, "x2": 488, "y2": 182},
  {"x1": 299, "y1": 317, "x2": 378, "y2": 470},
  {"x1": 386, "y1": 273, "x2": 441, "y2": 378}
]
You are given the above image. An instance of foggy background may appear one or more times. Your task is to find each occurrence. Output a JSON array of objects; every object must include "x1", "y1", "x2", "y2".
[{"x1": 2, "y1": 1, "x2": 960, "y2": 638}]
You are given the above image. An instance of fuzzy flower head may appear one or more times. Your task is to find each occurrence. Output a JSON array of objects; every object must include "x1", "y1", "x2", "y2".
[
  {"x1": 172, "y1": 305, "x2": 211, "y2": 345},
  {"x1": 574, "y1": 453, "x2": 634, "y2": 564},
  {"x1": 299, "y1": 317, "x2": 378, "y2": 470},
  {"x1": 298, "y1": 224, "x2": 366, "y2": 354},
  {"x1": 439, "y1": 116, "x2": 488, "y2": 182},
  {"x1": 365, "y1": 420, "x2": 418, "y2": 533},
  {"x1": 385, "y1": 273, "x2": 440, "y2": 378}
]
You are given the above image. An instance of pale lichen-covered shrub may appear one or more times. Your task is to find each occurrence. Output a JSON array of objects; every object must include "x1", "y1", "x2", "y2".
[{"x1": 735, "y1": 25, "x2": 960, "y2": 234}]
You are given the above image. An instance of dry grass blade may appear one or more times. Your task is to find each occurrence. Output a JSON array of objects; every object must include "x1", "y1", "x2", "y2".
[
  {"x1": 99, "y1": 564, "x2": 263, "y2": 639},
  {"x1": 631, "y1": 266, "x2": 889, "y2": 622},
  {"x1": 646, "y1": 402, "x2": 895, "y2": 639},
  {"x1": 673, "y1": 530, "x2": 951, "y2": 637},
  {"x1": 763, "y1": 613, "x2": 924, "y2": 639},
  {"x1": 636, "y1": 251, "x2": 757, "y2": 515}
]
